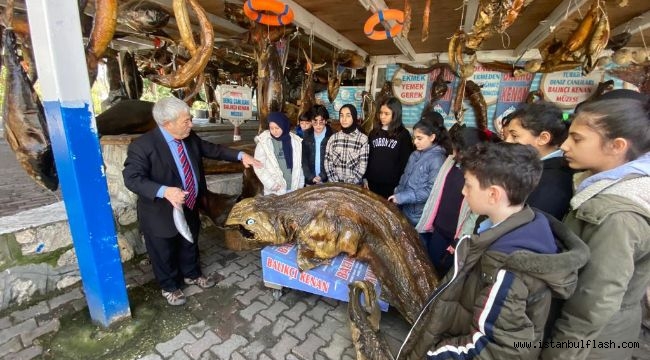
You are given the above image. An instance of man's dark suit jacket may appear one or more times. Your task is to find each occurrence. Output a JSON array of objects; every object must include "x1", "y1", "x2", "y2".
[{"x1": 123, "y1": 127, "x2": 239, "y2": 238}]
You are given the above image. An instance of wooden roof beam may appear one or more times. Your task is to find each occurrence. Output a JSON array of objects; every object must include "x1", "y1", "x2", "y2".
[
  {"x1": 463, "y1": 0, "x2": 480, "y2": 33},
  {"x1": 149, "y1": 0, "x2": 248, "y2": 34},
  {"x1": 611, "y1": 9, "x2": 650, "y2": 36},
  {"x1": 514, "y1": 0, "x2": 591, "y2": 57},
  {"x1": 358, "y1": 0, "x2": 416, "y2": 61},
  {"x1": 284, "y1": 0, "x2": 368, "y2": 57}
]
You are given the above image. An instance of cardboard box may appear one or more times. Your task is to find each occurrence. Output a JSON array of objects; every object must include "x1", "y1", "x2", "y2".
[{"x1": 261, "y1": 244, "x2": 389, "y2": 311}]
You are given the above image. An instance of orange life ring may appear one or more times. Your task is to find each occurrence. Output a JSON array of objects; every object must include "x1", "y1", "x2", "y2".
[
  {"x1": 364, "y1": 9, "x2": 404, "y2": 40},
  {"x1": 243, "y1": 0, "x2": 294, "y2": 27}
]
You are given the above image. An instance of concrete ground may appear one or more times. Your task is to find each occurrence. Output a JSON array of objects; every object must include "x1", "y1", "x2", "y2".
[{"x1": 1, "y1": 125, "x2": 649, "y2": 360}]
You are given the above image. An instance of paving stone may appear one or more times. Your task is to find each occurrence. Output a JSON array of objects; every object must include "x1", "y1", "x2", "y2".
[
  {"x1": 248, "y1": 314, "x2": 271, "y2": 337},
  {"x1": 217, "y1": 274, "x2": 243, "y2": 287},
  {"x1": 238, "y1": 339, "x2": 266, "y2": 360},
  {"x1": 209, "y1": 334, "x2": 247, "y2": 360},
  {"x1": 187, "y1": 321, "x2": 210, "y2": 339},
  {"x1": 218, "y1": 262, "x2": 242, "y2": 277},
  {"x1": 258, "y1": 353, "x2": 272, "y2": 360},
  {"x1": 313, "y1": 315, "x2": 343, "y2": 342},
  {"x1": 183, "y1": 330, "x2": 221, "y2": 359},
  {"x1": 234, "y1": 252, "x2": 259, "y2": 267},
  {"x1": 283, "y1": 301, "x2": 308, "y2": 322},
  {"x1": 328, "y1": 303, "x2": 349, "y2": 322},
  {"x1": 230, "y1": 351, "x2": 247, "y2": 360},
  {"x1": 47, "y1": 287, "x2": 83, "y2": 310},
  {"x1": 256, "y1": 290, "x2": 275, "y2": 306},
  {"x1": 0, "y1": 317, "x2": 12, "y2": 331},
  {"x1": 271, "y1": 315, "x2": 295, "y2": 338},
  {"x1": 137, "y1": 354, "x2": 163, "y2": 360},
  {"x1": 288, "y1": 317, "x2": 318, "y2": 341},
  {"x1": 235, "y1": 286, "x2": 266, "y2": 306},
  {"x1": 259, "y1": 302, "x2": 289, "y2": 322},
  {"x1": 305, "y1": 302, "x2": 331, "y2": 322},
  {"x1": 198, "y1": 350, "x2": 219, "y2": 360},
  {"x1": 0, "y1": 336, "x2": 23, "y2": 358},
  {"x1": 237, "y1": 275, "x2": 258, "y2": 290},
  {"x1": 70, "y1": 298, "x2": 88, "y2": 312},
  {"x1": 237, "y1": 263, "x2": 258, "y2": 278},
  {"x1": 170, "y1": 349, "x2": 191, "y2": 360},
  {"x1": 291, "y1": 333, "x2": 326, "y2": 360},
  {"x1": 11, "y1": 301, "x2": 49, "y2": 323},
  {"x1": 320, "y1": 332, "x2": 352, "y2": 360},
  {"x1": 267, "y1": 332, "x2": 299, "y2": 360},
  {"x1": 155, "y1": 329, "x2": 196, "y2": 358},
  {"x1": 286, "y1": 354, "x2": 300, "y2": 360},
  {"x1": 5, "y1": 345, "x2": 42, "y2": 360},
  {"x1": 239, "y1": 301, "x2": 268, "y2": 322},
  {"x1": 21, "y1": 319, "x2": 60, "y2": 345},
  {"x1": 0, "y1": 319, "x2": 37, "y2": 345}
]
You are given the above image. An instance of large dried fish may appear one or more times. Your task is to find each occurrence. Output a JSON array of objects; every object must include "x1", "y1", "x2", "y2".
[
  {"x1": 149, "y1": 0, "x2": 213, "y2": 88},
  {"x1": 225, "y1": 184, "x2": 439, "y2": 324},
  {"x1": 86, "y1": 0, "x2": 118, "y2": 82},
  {"x1": 297, "y1": 50, "x2": 326, "y2": 122},
  {"x1": 327, "y1": 59, "x2": 342, "y2": 103},
  {"x1": 421, "y1": 0, "x2": 431, "y2": 42},
  {"x1": 466, "y1": 80, "x2": 488, "y2": 131},
  {"x1": 119, "y1": 0, "x2": 171, "y2": 32},
  {"x1": 2, "y1": 28, "x2": 58, "y2": 190},
  {"x1": 256, "y1": 43, "x2": 284, "y2": 131}
]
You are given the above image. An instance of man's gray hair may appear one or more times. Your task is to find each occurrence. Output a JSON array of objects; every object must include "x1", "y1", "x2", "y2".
[{"x1": 152, "y1": 97, "x2": 190, "y2": 125}]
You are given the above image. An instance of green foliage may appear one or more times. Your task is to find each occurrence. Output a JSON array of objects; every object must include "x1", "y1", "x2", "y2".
[{"x1": 140, "y1": 78, "x2": 172, "y2": 102}]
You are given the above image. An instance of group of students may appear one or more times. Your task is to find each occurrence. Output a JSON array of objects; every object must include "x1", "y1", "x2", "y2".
[{"x1": 253, "y1": 90, "x2": 650, "y2": 359}]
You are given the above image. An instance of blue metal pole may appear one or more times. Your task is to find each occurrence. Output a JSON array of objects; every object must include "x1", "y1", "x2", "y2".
[{"x1": 25, "y1": 0, "x2": 131, "y2": 326}]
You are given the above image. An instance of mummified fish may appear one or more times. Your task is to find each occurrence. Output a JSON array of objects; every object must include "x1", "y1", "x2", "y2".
[
  {"x1": 256, "y1": 43, "x2": 284, "y2": 132},
  {"x1": 2, "y1": 28, "x2": 58, "y2": 191},
  {"x1": 173, "y1": 206, "x2": 193, "y2": 243},
  {"x1": 225, "y1": 183, "x2": 439, "y2": 324},
  {"x1": 119, "y1": 0, "x2": 171, "y2": 33}
]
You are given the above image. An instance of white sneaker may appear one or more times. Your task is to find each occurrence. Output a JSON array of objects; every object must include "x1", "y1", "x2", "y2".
[{"x1": 161, "y1": 289, "x2": 186, "y2": 306}]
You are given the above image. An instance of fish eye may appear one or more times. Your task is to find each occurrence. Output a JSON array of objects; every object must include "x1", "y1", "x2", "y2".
[{"x1": 246, "y1": 218, "x2": 255, "y2": 225}]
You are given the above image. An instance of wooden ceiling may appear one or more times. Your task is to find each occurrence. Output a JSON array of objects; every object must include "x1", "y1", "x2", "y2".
[{"x1": 1, "y1": 0, "x2": 649, "y2": 65}]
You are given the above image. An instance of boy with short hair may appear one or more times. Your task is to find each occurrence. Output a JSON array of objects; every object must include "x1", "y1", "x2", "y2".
[{"x1": 398, "y1": 142, "x2": 589, "y2": 359}]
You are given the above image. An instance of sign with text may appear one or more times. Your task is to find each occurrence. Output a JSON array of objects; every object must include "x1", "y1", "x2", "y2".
[
  {"x1": 219, "y1": 85, "x2": 253, "y2": 123},
  {"x1": 470, "y1": 65, "x2": 503, "y2": 105},
  {"x1": 392, "y1": 68, "x2": 428, "y2": 105},
  {"x1": 541, "y1": 69, "x2": 604, "y2": 108},
  {"x1": 428, "y1": 68, "x2": 455, "y2": 122},
  {"x1": 494, "y1": 70, "x2": 535, "y2": 137}
]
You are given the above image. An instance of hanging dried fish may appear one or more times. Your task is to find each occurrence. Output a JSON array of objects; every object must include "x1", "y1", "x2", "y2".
[
  {"x1": 298, "y1": 50, "x2": 326, "y2": 122},
  {"x1": 2, "y1": 27, "x2": 58, "y2": 190},
  {"x1": 119, "y1": 0, "x2": 171, "y2": 32},
  {"x1": 453, "y1": 78, "x2": 466, "y2": 121},
  {"x1": 174, "y1": 0, "x2": 197, "y2": 55},
  {"x1": 585, "y1": 6, "x2": 610, "y2": 72},
  {"x1": 150, "y1": 0, "x2": 213, "y2": 88},
  {"x1": 466, "y1": 80, "x2": 488, "y2": 131},
  {"x1": 498, "y1": 0, "x2": 525, "y2": 33},
  {"x1": 606, "y1": 31, "x2": 632, "y2": 51},
  {"x1": 401, "y1": 0, "x2": 412, "y2": 38},
  {"x1": 85, "y1": 0, "x2": 118, "y2": 82},
  {"x1": 422, "y1": 0, "x2": 431, "y2": 42}
]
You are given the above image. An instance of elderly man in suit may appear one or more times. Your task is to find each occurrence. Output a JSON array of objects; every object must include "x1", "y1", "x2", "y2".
[{"x1": 123, "y1": 97, "x2": 260, "y2": 305}]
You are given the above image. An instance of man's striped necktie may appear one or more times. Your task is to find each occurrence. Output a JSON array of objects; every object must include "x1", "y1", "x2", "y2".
[{"x1": 174, "y1": 139, "x2": 197, "y2": 209}]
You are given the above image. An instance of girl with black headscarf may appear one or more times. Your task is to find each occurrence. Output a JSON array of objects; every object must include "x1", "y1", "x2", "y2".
[{"x1": 324, "y1": 104, "x2": 369, "y2": 184}]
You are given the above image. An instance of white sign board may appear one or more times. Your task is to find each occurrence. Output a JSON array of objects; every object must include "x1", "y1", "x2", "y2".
[
  {"x1": 219, "y1": 85, "x2": 253, "y2": 123},
  {"x1": 541, "y1": 69, "x2": 604, "y2": 109},
  {"x1": 392, "y1": 68, "x2": 428, "y2": 105}
]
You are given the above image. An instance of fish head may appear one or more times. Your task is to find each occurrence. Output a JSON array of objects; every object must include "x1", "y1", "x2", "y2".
[{"x1": 225, "y1": 197, "x2": 286, "y2": 249}]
